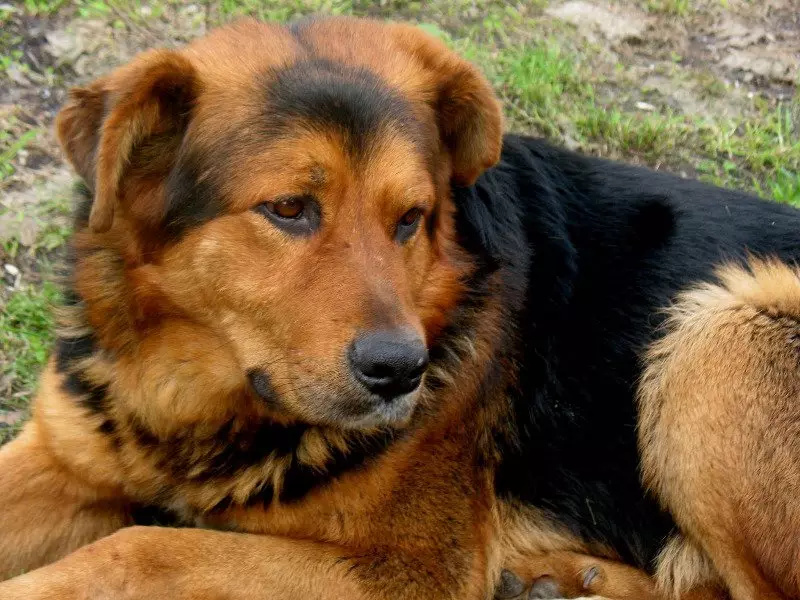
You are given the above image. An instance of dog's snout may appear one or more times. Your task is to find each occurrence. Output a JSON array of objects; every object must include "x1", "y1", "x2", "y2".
[{"x1": 348, "y1": 330, "x2": 429, "y2": 400}]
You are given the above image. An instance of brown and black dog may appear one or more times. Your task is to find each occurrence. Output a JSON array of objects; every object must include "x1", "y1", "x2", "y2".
[{"x1": 1, "y1": 16, "x2": 799, "y2": 600}]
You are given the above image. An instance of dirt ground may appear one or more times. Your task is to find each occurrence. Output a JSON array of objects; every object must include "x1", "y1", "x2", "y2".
[{"x1": 0, "y1": 0, "x2": 798, "y2": 441}]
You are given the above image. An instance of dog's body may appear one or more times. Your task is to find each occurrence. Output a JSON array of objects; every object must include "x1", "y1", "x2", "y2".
[
  {"x1": 1, "y1": 17, "x2": 799, "y2": 600},
  {"x1": 483, "y1": 136, "x2": 800, "y2": 567}
]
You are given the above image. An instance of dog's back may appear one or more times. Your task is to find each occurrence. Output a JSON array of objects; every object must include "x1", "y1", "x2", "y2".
[{"x1": 468, "y1": 134, "x2": 800, "y2": 569}]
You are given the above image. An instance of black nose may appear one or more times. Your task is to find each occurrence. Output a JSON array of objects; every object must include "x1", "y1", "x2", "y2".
[{"x1": 348, "y1": 329, "x2": 429, "y2": 400}]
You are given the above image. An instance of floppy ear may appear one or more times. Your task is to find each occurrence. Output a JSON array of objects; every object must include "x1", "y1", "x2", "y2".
[
  {"x1": 389, "y1": 24, "x2": 503, "y2": 186},
  {"x1": 56, "y1": 49, "x2": 198, "y2": 232}
]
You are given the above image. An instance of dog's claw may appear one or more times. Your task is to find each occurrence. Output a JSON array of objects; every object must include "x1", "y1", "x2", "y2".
[
  {"x1": 495, "y1": 569, "x2": 526, "y2": 599},
  {"x1": 582, "y1": 566, "x2": 600, "y2": 590},
  {"x1": 528, "y1": 576, "x2": 561, "y2": 599}
]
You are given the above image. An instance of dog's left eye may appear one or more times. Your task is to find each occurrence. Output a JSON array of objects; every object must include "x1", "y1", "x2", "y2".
[
  {"x1": 395, "y1": 208, "x2": 423, "y2": 243},
  {"x1": 254, "y1": 195, "x2": 320, "y2": 237},
  {"x1": 272, "y1": 198, "x2": 305, "y2": 219}
]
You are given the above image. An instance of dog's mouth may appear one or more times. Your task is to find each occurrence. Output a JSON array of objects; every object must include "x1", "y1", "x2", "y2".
[
  {"x1": 246, "y1": 368, "x2": 423, "y2": 430},
  {"x1": 338, "y1": 389, "x2": 420, "y2": 430}
]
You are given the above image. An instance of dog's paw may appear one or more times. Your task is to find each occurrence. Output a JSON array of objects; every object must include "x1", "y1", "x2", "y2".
[
  {"x1": 494, "y1": 567, "x2": 601, "y2": 599},
  {"x1": 494, "y1": 553, "x2": 659, "y2": 600}
]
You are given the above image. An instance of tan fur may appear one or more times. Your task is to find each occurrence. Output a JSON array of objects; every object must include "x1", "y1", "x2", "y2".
[
  {"x1": 0, "y1": 381, "x2": 130, "y2": 580},
  {"x1": 0, "y1": 296, "x2": 507, "y2": 598},
  {"x1": 0, "y1": 527, "x2": 368, "y2": 600},
  {"x1": 639, "y1": 258, "x2": 800, "y2": 600},
  {"x1": 655, "y1": 535, "x2": 724, "y2": 600}
]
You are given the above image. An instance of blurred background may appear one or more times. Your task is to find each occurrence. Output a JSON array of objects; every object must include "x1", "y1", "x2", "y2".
[{"x1": 0, "y1": 0, "x2": 798, "y2": 441}]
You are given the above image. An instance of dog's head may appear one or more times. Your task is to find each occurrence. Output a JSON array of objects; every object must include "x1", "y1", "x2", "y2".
[{"x1": 57, "y1": 18, "x2": 502, "y2": 431}]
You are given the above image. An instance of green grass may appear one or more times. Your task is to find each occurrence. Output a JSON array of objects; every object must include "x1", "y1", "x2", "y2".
[
  {"x1": 642, "y1": 0, "x2": 691, "y2": 15},
  {"x1": 0, "y1": 282, "x2": 60, "y2": 442},
  {"x1": 22, "y1": 0, "x2": 68, "y2": 16},
  {"x1": 218, "y1": 0, "x2": 354, "y2": 22},
  {"x1": 0, "y1": 129, "x2": 39, "y2": 182},
  {"x1": 0, "y1": 283, "x2": 59, "y2": 396},
  {"x1": 1, "y1": 186, "x2": 72, "y2": 258},
  {"x1": 492, "y1": 41, "x2": 595, "y2": 138},
  {"x1": 69, "y1": 0, "x2": 173, "y2": 22},
  {"x1": 75, "y1": 0, "x2": 113, "y2": 18},
  {"x1": 0, "y1": 49, "x2": 24, "y2": 74},
  {"x1": 754, "y1": 169, "x2": 800, "y2": 206},
  {"x1": 0, "y1": 186, "x2": 71, "y2": 433},
  {"x1": 471, "y1": 34, "x2": 799, "y2": 194}
]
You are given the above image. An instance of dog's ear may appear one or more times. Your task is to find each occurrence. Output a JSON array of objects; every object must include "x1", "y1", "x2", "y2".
[
  {"x1": 55, "y1": 79, "x2": 106, "y2": 188},
  {"x1": 389, "y1": 24, "x2": 503, "y2": 186},
  {"x1": 56, "y1": 50, "x2": 198, "y2": 232}
]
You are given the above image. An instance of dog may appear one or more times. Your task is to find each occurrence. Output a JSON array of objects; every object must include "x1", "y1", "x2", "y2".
[{"x1": 1, "y1": 16, "x2": 799, "y2": 600}]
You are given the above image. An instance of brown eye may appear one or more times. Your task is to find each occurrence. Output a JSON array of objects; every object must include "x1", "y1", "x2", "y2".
[
  {"x1": 254, "y1": 194, "x2": 321, "y2": 237},
  {"x1": 401, "y1": 208, "x2": 422, "y2": 227},
  {"x1": 272, "y1": 198, "x2": 305, "y2": 219},
  {"x1": 395, "y1": 207, "x2": 423, "y2": 243}
]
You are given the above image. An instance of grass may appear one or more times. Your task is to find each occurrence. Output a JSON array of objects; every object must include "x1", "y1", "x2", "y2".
[
  {"x1": 22, "y1": 0, "x2": 68, "y2": 16},
  {"x1": 218, "y1": 0, "x2": 354, "y2": 21},
  {"x1": 0, "y1": 0, "x2": 797, "y2": 438},
  {"x1": 0, "y1": 129, "x2": 40, "y2": 182},
  {"x1": 1, "y1": 185, "x2": 72, "y2": 258},
  {"x1": 754, "y1": 169, "x2": 800, "y2": 206},
  {"x1": 0, "y1": 282, "x2": 59, "y2": 401},
  {"x1": 0, "y1": 282, "x2": 60, "y2": 443},
  {"x1": 478, "y1": 34, "x2": 799, "y2": 198},
  {"x1": 643, "y1": 0, "x2": 691, "y2": 15}
]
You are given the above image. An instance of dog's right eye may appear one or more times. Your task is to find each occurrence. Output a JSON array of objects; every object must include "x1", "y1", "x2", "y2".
[{"x1": 254, "y1": 195, "x2": 321, "y2": 237}]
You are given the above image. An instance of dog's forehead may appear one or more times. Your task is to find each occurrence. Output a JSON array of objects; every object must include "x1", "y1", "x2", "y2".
[
  {"x1": 259, "y1": 59, "x2": 430, "y2": 160},
  {"x1": 184, "y1": 18, "x2": 438, "y2": 181},
  {"x1": 186, "y1": 18, "x2": 434, "y2": 110},
  {"x1": 285, "y1": 18, "x2": 430, "y2": 85}
]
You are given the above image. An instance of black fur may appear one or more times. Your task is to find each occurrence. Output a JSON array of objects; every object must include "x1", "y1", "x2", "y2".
[
  {"x1": 130, "y1": 503, "x2": 184, "y2": 527},
  {"x1": 72, "y1": 181, "x2": 94, "y2": 229},
  {"x1": 61, "y1": 372, "x2": 109, "y2": 415},
  {"x1": 163, "y1": 147, "x2": 226, "y2": 240},
  {"x1": 55, "y1": 331, "x2": 110, "y2": 416},
  {"x1": 125, "y1": 409, "x2": 397, "y2": 510},
  {"x1": 275, "y1": 429, "x2": 397, "y2": 503},
  {"x1": 54, "y1": 335, "x2": 95, "y2": 373},
  {"x1": 72, "y1": 139, "x2": 224, "y2": 242},
  {"x1": 459, "y1": 135, "x2": 800, "y2": 570},
  {"x1": 53, "y1": 221, "x2": 114, "y2": 418},
  {"x1": 260, "y1": 59, "x2": 433, "y2": 166}
]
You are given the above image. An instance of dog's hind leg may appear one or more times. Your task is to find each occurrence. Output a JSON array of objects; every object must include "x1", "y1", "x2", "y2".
[
  {"x1": 639, "y1": 259, "x2": 800, "y2": 600},
  {"x1": 0, "y1": 365, "x2": 132, "y2": 580}
]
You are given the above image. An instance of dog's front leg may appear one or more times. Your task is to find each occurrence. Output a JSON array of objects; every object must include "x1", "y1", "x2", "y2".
[
  {"x1": 0, "y1": 421, "x2": 131, "y2": 581},
  {"x1": 0, "y1": 525, "x2": 476, "y2": 600}
]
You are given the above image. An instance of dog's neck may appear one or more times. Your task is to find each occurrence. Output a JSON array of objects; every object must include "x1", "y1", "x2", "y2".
[{"x1": 51, "y1": 264, "x2": 505, "y2": 516}]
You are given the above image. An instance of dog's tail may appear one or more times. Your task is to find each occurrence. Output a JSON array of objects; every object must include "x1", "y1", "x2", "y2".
[{"x1": 716, "y1": 256, "x2": 800, "y2": 320}]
